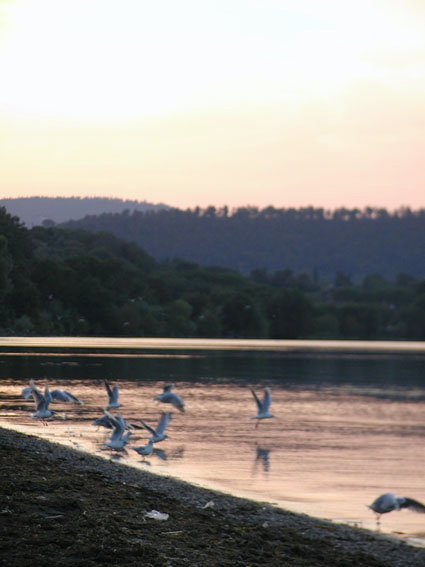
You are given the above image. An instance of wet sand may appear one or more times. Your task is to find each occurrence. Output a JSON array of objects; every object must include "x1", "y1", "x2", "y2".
[{"x1": 1, "y1": 427, "x2": 425, "y2": 566}]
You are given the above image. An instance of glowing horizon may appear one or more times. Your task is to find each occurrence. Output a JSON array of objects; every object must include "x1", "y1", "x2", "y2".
[{"x1": 1, "y1": 0, "x2": 425, "y2": 209}]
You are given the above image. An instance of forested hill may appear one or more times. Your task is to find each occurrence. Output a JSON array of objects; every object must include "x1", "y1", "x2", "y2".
[
  {"x1": 0, "y1": 197, "x2": 169, "y2": 227},
  {"x1": 1, "y1": 205, "x2": 425, "y2": 340},
  {"x1": 61, "y1": 206, "x2": 425, "y2": 280}
]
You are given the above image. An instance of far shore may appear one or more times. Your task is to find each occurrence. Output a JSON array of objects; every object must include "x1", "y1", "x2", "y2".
[{"x1": 1, "y1": 336, "x2": 425, "y2": 355}]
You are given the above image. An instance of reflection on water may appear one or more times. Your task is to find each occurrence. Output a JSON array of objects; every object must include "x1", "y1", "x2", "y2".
[
  {"x1": 1, "y1": 341, "x2": 425, "y2": 547},
  {"x1": 253, "y1": 446, "x2": 271, "y2": 475}
]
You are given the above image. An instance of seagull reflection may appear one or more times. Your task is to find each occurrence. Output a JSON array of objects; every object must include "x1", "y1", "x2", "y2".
[{"x1": 252, "y1": 445, "x2": 271, "y2": 475}]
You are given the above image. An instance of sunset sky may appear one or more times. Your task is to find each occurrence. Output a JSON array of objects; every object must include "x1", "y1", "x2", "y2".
[{"x1": 0, "y1": 0, "x2": 424, "y2": 210}]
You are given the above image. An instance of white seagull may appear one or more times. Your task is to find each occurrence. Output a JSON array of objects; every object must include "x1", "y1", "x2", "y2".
[
  {"x1": 250, "y1": 387, "x2": 274, "y2": 428},
  {"x1": 104, "y1": 411, "x2": 132, "y2": 451},
  {"x1": 49, "y1": 389, "x2": 84, "y2": 405},
  {"x1": 368, "y1": 493, "x2": 425, "y2": 525},
  {"x1": 104, "y1": 380, "x2": 120, "y2": 409},
  {"x1": 29, "y1": 380, "x2": 56, "y2": 420},
  {"x1": 23, "y1": 382, "x2": 83, "y2": 405},
  {"x1": 154, "y1": 384, "x2": 185, "y2": 413},
  {"x1": 141, "y1": 412, "x2": 171, "y2": 443}
]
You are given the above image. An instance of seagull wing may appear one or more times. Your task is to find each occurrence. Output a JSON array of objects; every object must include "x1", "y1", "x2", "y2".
[
  {"x1": 171, "y1": 394, "x2": 185, "y2": 412},
  {"x1": 50, "y1": 390, "x2": 71, "y2": 402},
  {"x1": 156, "y1": 412, "x2": 171, "y2": 435},
  {"x1": 104, "y1": 381, "x2": 113, "y2": 401},
  {"x1": 92, "y1": 415, "x2": 113, "y2": 428},
  {"x1": 250, "y1": 388, "x2": 262, "y2": 412},
  {"x1": 141, "y1": 420, "x2": 157, "y2": 436},
  {"x1": 21, "y1": 387, "x2": 33, "y2": 400},
  {"x1": 399, "y1": 498, "x2": 425, "y2": 513},
  {"x1": 153, "y1": 448, "x2": 167, "y2": 461},
  {"x1": 103, "y1": 409, "x2": 120, "y2": 428},
  {"x1": 111, "y1": 385, "x2": 119, "y2": 404},
  {"x1": 262, "y1": 388, "x2": 272, "y2": 412},
  {"x1": 63, "y1": 390, "x2": 84, "y2": 405}
]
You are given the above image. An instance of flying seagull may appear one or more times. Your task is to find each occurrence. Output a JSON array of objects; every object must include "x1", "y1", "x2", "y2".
[
  {"x1": 28, "y1": 380, "x2": 56, "y2": 420},
  {"x1": 154, "y1": 384, "x2": 185, "y2": 413},
  {"x1": 23, "y1": 382, "x2": 83, "y2": 405},
  {"x1": 368, "y1": 493, "x2": 425, "y2": 525},
  {"x1": 250, "y1": 387, "x2": 274, "y2": 428},
  {"x1": 104, "y1": 380, "x2": 120, "y2": 409},
  {"x1": 103, "y1": 411, "x2": 132, "y2": 451},
  {"x1": 141, "y1": 412, "x2": 171, "y2": 443}
]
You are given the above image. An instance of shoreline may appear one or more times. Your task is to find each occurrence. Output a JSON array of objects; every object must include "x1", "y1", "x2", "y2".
[
  {"x1": 1, "y1": 336, "x2": 425, "y2": 355},
  {"x1": 1, "y1": 427, "x2": 425, "y2": 566}
]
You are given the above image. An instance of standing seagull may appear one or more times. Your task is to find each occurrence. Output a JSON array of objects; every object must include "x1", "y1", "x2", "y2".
[
  {"x1": 141, "y1": 412, "x2": 171, "y2": 443},
  {"x1": 29, "y1": 380, "x2": 56, "y2": 420},
  {"x1": 155, "y1": 384, "x2": 185, "y2": 413},
  {"x1": 133, "y1": 439, "x2": 154, "y2": 460},
  {"x1": 104, "y1": 380, "x2": 120, "y2": 409},
  {"x1": 250, "y1": 387, "x2": 274, "y2": 428},
  {"x1": 368, "y1": 493, "x2": 425, "y2": 525}
]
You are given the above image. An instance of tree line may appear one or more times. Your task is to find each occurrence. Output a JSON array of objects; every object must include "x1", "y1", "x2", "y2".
[
  {"x1": 1, "y1": 206, "x2": 425, "y2": 340},
  {"x1": 0, "y1": 196, "x2": 168, "y2": 227},
  {"x1": 60, "y1": 205, "x2": 425, "y2": 280}
]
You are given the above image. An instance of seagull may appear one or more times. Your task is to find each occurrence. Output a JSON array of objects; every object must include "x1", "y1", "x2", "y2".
[
  {"x1": 104, "y1": 411, "x2": 132, "y2": 451},
  {"x1": 92, "y1": 413, "x2": 140, "y2": 431},
  {"x1": 49, "y1": 389, "x2": 84, "y2": 405},
  {"x1": 104, "y1": 380, "x2": 120, "y2": 409},
  {"x1": 250, "y1": 387, "x2": 274, "y2": 428},
  {"x1": 22, "y1": 382, "x2": 83, "y2": 405},
  {"x1": 141, "y1": 412, "x2": 171, "y2": 443},
  {"x1": 133, "y1": 439, "x2": 154, "y2": 459},
  {"x1": 28, "y1": 380, "x2": 56, "y2": 420},
  {"x1": 154, "y1": 384, "x2": 185, "y2": 413},
  {"x1": 368, "y1": 493, "x2": 425, "y2": 525}
]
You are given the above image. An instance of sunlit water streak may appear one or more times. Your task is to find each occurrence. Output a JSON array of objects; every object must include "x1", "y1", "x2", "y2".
[{"x1": 1, "y1": 339, "x2": 425, "y2": 546}]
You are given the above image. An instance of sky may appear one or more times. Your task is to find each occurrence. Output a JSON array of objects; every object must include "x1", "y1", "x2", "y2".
[{"x1": 0, "y1": 0, "x2": 424, "y2": 210}]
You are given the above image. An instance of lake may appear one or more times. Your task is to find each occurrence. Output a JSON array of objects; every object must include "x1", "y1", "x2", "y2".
[{"x1": 1, "y1": 338, "x2": 425, "y2": 546}]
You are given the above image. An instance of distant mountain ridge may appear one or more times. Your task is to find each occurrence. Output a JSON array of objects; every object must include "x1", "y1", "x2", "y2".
[
  {"x1": 60, "y1": 206, "x2": 425, "y2": 281},
  {"x1": 0, "y1": 197, "x2": 170, "y2": 227}
]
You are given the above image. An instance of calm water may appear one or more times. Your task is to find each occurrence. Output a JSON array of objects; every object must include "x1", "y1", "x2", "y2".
[{"x1": 1, "y1": 338, "x2": 425, "y2": 546}]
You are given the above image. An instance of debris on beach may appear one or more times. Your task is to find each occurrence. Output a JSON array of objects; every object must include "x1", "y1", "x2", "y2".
[{"x1": 144, "y1": 510, "x2": 169, "y2": 521}]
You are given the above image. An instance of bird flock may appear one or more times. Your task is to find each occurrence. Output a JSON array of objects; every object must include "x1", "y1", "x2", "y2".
[{"x1": 20, "y1": 378, "x2": 425, "y2": 527}]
